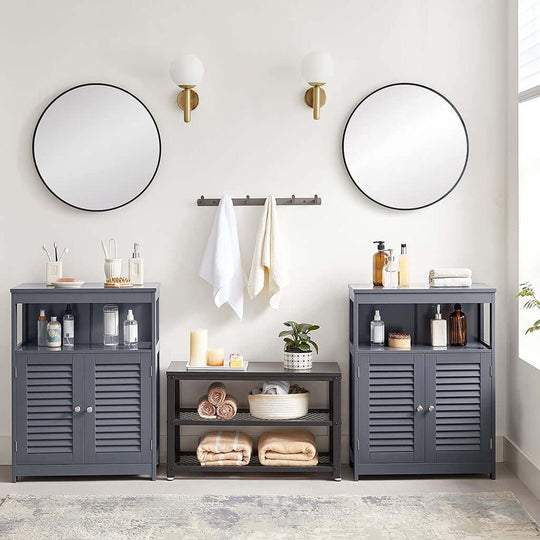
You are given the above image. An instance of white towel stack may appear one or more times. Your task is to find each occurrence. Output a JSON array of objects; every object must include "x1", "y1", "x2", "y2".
[
  {"x1": 429, "y1": 268, "x2": 472, "y2": 288},
  {"x1": 250, "y1": 381, "x2": 290, "y2": 395}
]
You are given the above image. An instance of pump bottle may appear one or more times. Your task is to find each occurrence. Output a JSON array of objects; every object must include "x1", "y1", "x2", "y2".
[
  {"x1": 383, "y1": 249, "x2": 399, "y2": 288},
  {"x1": 373, "y1": 241, "x2": 387, "y2": 286}
]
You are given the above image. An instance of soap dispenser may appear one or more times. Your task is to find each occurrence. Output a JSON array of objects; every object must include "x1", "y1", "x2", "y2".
[
  {"x1": 449, "y1": 303, "x2": 467, "y2": 346},
  {"x1": 373, "y1": 241, "x2": 387, "y2": 286},
  {"x1": 370, "y1": 310, "x2": 385, "y2": 345},
  {"x1": 128, "y1": 243, "x2": 144, "y2": 285},
  {"x1": 382, "y1": 249, "x2": 399, "y2": 288},
  {"x1": 431, "y1": 304, "x2": 447, "y2": 347}
]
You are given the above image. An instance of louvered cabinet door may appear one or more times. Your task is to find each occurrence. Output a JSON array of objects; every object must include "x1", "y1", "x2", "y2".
[
  {"x1": 14, "y1": 354, "x2": 84, "y2": 465},
  {"x1": 425, "y1": 353, "x2": 492, "y2": 463},
  {"x1": 84, "y1": 354, "x2": 152, "y2": 465},
  {"x1": 359, "y1": 354, "x2": 425, "y2": 463}
]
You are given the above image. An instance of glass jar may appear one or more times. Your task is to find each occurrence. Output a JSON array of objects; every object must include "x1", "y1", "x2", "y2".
[{"x1": 103, "y1": 304, "x2": 119, "y2": 346}]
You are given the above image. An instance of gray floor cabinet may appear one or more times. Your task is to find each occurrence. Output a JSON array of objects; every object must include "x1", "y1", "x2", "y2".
[
  {"x1": 349, "y1": 284, "x2": 495, "y2": 480},
  {"x1": 11, "y1": 284, "x2": 160, "y2": 482}
]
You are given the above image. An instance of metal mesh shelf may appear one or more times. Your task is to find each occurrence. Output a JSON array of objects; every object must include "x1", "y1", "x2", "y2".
[{"x1": 175, "y1": 408, "x2": 332, "y2": 426}]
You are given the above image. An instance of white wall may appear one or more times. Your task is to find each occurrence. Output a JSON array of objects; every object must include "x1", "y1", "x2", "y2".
[
  {"x1": 0, "y1": 0, "x2": 509, "y2": 462},
  {"x1": 506, "y1": 0, "x2": 540, "y2": 498}
]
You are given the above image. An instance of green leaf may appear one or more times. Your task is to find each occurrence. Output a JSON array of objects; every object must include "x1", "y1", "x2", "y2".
[
  {"x1": 297, "y1": 323, "x2": 320, "y2": 334},
  {"x1": 297, "y1": 342, "x2": 311, "y2": 352},
  {"x1": 279, "y1": 330, "x2": 294, "y2": 337},
  {"x1": 308, "y1": 340, "x2": 319, "y2": 354},
  {"x1": 283, "y1": 321, "x2": 298, "y2": 331}
]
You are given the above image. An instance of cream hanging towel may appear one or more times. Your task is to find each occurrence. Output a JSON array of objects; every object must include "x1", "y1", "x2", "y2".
[
  {"x1": 247, "y1": 196, "x2": 289, "y2": 309},
  {"x1": 199, "y1": 194, "x2": 244, "y2": 319}
]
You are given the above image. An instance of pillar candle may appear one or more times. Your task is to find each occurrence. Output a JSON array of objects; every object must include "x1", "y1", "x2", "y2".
[
  {"x1": 190, "y1": 329, "x2": 208, "y2": 366},
  {"x1": 207, "y1": 347, "x2": 225, "y2": 366}
]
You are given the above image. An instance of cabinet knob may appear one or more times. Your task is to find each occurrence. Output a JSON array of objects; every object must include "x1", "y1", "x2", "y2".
[
  {"x1": 74, "y1": 406, "x2": 81, "y2": 413},
  {"x1": 416, "y1": 405, "x2": 424, "y2": 412},
  {"x1": 86, "y1": 406, "x2": 93, "y2": 414},
  {"x1": 428, "y1": 405, "x2": 436, "y2": 412}
]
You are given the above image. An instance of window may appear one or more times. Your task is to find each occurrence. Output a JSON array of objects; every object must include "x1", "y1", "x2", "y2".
[{"x1": 519, "y1": 0, "x2": 540, "y2": 368}]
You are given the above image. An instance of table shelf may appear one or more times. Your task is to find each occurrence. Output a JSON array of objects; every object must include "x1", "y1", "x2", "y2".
[
  {"x1": 166, "y1": 361, "x2": 342, "y2": 481},
  {"x1": 174, "y1": 408, "x2": 332, "y2": 426},
  {"x1": 174, "y1": 452, "x2": 333, "y2": 473}
]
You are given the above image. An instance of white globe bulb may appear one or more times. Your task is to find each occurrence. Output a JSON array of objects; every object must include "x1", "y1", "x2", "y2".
[
  {"x1": 301, "y1": 52, "x2": 334, "y2": 84},
  {"x1": 170, "y1": 54, "x2": 204, "y2": 86}
]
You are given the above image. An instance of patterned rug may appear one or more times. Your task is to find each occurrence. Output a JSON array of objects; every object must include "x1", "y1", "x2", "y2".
[{"x1": 0, "y1": 492, "x2": 537, "y2": 539}]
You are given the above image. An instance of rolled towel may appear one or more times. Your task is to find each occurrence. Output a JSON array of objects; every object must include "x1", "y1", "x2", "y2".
[
  {"x1": 429, "y1": 277, "x2": 472, "y2": 288},
  {"x1": 207, "y1": 382, "x2": 227, "y2": 406},
  {"x1": 429, "y1": 268, "x2": 472, "y2": 279},
  {"x1": 197, "y1": 431, "x2": 252, "y2": 466},
  {"x1": 262, "y1": 381, "x2": 290, "y2": 395},
  {"x1": 258, "y1": 429, "x2": 318, "y2": 467},
  {"x1": 217, "y1": 394, "x2": 238, "y2": 420},
  {"x1": 197, "y1": 395, "x2": 216, "y2": 419}
]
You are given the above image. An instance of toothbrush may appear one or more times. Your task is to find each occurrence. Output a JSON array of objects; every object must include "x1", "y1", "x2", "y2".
[
  {"x1": 59, "y1": 247, "x2": 69, "y2": 261},
  {"x1": 54, "y1": 241, "x2": 58, "y2": 262},
  {"x1": 42, "y1": 245, "x2": 52, "y2": 262}
]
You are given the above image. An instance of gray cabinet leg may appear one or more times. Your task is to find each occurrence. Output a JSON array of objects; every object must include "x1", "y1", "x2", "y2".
[
  {"x1": 167, "y1": 376, "x2": 176, "y2": 481},
  {"x1": 331, "y1": 376, "x2": 342, "y2": 481}
]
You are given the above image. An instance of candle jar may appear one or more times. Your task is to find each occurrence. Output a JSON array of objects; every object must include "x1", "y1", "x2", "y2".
[
  {"x1": 103, "y1": 305, "x2": 119, "y2": 346},
  {"x1": 207, "y1": 347, "x2": 225, "y2": 366}
]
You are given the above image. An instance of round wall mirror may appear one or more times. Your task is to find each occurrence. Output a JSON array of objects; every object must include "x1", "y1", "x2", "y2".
[
  {"x1": 33, "y1": 83, "x2": 161, "y2": 212},
  {"x1": 342, "y1": 83, "x2": 468, "y2": 210}
]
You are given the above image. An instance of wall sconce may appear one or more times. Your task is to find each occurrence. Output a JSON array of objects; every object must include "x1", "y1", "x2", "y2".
[
  {"x1": 301, "y1": 52, "x2": 334, "y2": 120},
  {"x1": 170, "y1": 54, "x2": 204, "y2": 123}
]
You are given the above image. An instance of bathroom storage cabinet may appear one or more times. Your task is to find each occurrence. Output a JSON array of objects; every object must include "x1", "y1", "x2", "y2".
[
  {"x1": 166, "y1": 361, "x2": 342, "y2": 481},
  {"x1": 11, "y1": 283, "x2": 160, "y2": 482},
  {"x1": 349, "y1": 284, "x2": 495, "y2": 480}
]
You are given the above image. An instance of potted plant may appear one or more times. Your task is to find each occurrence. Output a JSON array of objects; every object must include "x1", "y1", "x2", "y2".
[
  {"x1": 518, "y1": 282, "x2": 540, "y2": 333},
  {"x1": 279, "y1": 320, "x2": 320, "y2": 370}
]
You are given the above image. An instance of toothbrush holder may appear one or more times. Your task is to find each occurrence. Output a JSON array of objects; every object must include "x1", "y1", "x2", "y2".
[
  {"x1": 46, "y1": 261, "x2": 63, "y2": 285},
  {"x1": 104, "y1": 258, "x2": 122, "y2": 280}
]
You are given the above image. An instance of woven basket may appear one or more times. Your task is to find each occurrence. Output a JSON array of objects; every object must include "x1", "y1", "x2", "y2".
[{"x1": 248, "y1": 392, "x2": 310, "y2": 420}]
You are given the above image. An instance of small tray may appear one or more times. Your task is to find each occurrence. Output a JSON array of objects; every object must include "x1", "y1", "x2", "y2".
[
  {"x1": 186, "y1": 361, "x2": 249, "y2": 372},
  {"x1": 53, "y1": 280, "x2": 85, "y2": 288}
]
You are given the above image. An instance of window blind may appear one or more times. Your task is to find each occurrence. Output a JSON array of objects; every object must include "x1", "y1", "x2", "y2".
[{"x1": 520, "y1": 0, "x2": 540, "y2": 99}]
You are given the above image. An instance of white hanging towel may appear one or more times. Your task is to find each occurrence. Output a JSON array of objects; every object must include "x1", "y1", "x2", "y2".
[
  {"x1": 199, "y1": 195, "x2": 244, "y2": 319},
  {"x1": 247, "y1": 196, "x2": 289, "y2": 309}
]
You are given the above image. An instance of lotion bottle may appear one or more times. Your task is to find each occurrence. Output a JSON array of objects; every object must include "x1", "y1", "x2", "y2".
[
  {"x1": 46, "y1": 317, "x2": 62, "y2": 349},
  {"x1": 383, "y1": 249, "x2": 399, "y2": 288},
  {"x1": 399, "y1": 243, "x2": 409, "y2": 287},
  {"x1": 37, "y1": 309, "x2": 47, "y2": 347},
  {"x1": 370, "y1": 310, "x2": 385, "y2": 345},
  {"x1": 129, "y1": 243, "x2": 144, "y2": 285},
  {"x1": 373, "y1": 241, "x2": 387, "y2": 286},
  {"x1": 430, "y1": 304, "x2": 447, "y2": 347}
]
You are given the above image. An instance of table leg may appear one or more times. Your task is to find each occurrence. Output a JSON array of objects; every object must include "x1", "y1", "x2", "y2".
[
  {"x1": 331, "y1": 376, "x2": 342, "y2": 481},
  {"x1": 166, "y1": 376, "x2": 176, "y2": 481}
]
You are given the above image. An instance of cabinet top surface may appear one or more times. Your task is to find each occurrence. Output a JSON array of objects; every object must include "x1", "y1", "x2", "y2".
[
  {"x1": 349, "y1": 283, "x2": 495, "y2": 293},
  {"x1": 11, "y1": 283, "x2": 160, "y2": 293},
  {"x1": 167, "y1": 361, "x2": 342, "y2": 377}
]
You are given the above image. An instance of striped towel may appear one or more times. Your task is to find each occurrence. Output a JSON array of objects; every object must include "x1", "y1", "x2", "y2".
[{"x1": 196, "y1": 431, "x2": 252, "y2": 466}]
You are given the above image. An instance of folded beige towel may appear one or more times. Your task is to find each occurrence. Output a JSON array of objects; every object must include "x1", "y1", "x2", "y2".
[
  {"x1": 197, "y1": 395, "x2": 216, "y2": 419},
  {"x1": 217, "y1": 394, "x2": 238, "y2": 420},
  {"x1": 207, "y1": 382, "x2": 227, "y2": 406},
  {"x1": 197, "y1": 431, "x2": 252, "y2": 466},
  {"x1": 429, "y1": 268, "x2": 472, "y2": 279},
  {"x1": 258, "y1": 429, "x2": 318, "y2": 466}
]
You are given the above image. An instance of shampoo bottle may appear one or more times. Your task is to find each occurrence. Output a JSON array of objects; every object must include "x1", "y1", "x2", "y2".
[
  {"x1": 129, "y1": 243, "x2": 144, "y2": 285},
  {"x1": 373, "y1": 241, "x2": 387, "y2": 286},
  {"x1": 370, "y1": 310, "x2": 385, "y2": 345},
  {"x1": 37, "y1": 309, "x2": 47, "y2": 347},
  {"x1": 46, "y1": 316, "x2": 62, "y2": 349},
  {"x1": 63, "y1": 304, "x2": 75, "y2": 347},
  {"x1": 383, "y1": 249, "x2": 399, "y2": 288},
  {"x1": 431, "y1": 304, "x2": 447, "y2": 347},
  {"x1": 399, "y1": 243, "x2": 409, "y2": 287},
  {"x1": 449, "y1": 303, "x2": 467, "y2": 346}
]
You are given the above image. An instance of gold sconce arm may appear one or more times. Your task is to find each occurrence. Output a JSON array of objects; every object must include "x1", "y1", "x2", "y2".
[
  {"x1": 304, "y1": 83, "x2": 326, "y2": 120},
  {"x1": 177, "y1": 85, "x2": 199, "y2": 123}
]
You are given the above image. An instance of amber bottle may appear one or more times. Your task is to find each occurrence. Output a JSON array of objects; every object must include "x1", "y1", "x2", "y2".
[
  {"x1": 372, "y1": 241, "x2": 388, "y2": 286},
  {"x1": 449, "y1": 303, "x2": 467, "y2": 346}
]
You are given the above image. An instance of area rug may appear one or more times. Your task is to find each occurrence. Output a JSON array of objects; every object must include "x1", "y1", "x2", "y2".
[{"x1": 0, "y1": 492, "x2": 537, "y2": 539}]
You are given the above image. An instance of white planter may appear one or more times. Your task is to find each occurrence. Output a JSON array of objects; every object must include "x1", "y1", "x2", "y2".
[{"x1": 283, "y1": 350, "x2": 313, "y2": 371}]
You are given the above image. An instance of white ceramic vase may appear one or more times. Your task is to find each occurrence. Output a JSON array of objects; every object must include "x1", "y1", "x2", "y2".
[{"x1": 283, "y1": 350, "x2": 313, "y2": 371}]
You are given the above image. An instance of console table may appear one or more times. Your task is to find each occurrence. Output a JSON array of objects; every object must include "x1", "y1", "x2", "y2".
[
  {"x1": 349, "y1": 284, "x2": 495, "y2": 480},
  {"x1": 166, "y1": 361, "x2": 342, "y2": 480}
]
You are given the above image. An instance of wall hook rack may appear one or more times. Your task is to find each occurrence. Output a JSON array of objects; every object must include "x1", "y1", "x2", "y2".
[{"x1": 197, "y1": 195, "x2": 322, "y2": 206}]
